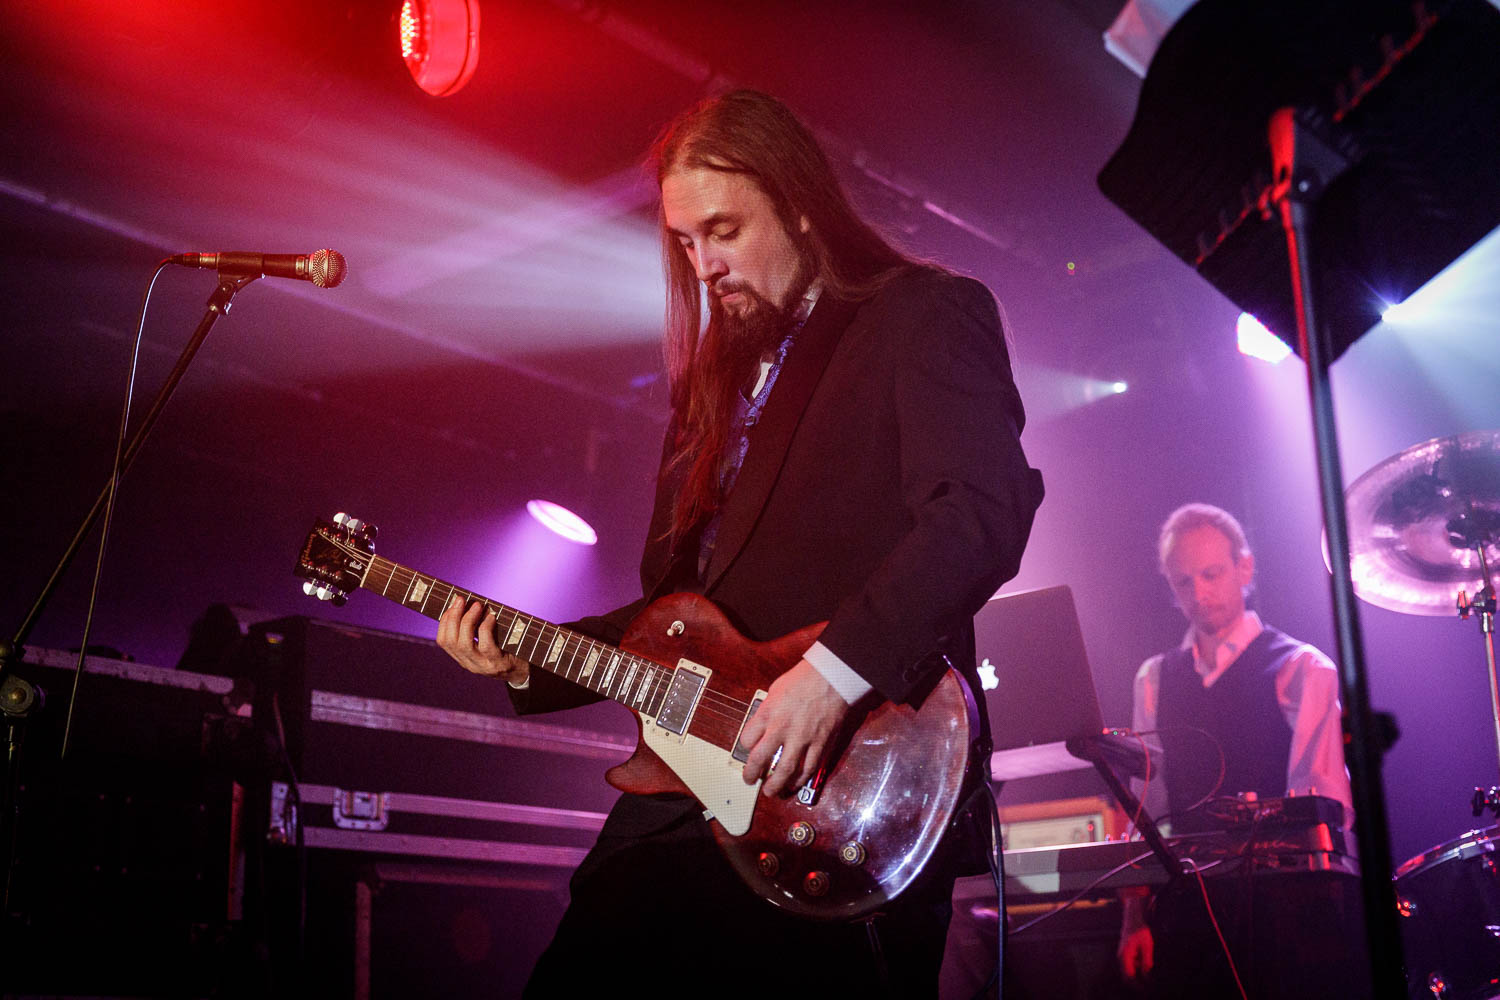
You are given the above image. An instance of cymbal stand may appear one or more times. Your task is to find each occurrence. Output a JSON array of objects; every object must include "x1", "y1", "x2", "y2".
[{"x1": 1457, "y1": 543, "x2": 1500, "y2": 819}]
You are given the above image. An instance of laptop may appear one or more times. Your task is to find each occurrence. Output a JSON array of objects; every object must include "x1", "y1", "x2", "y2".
[{"x1": 971, "y1": 584, "x2": 1108, "y2": 780}]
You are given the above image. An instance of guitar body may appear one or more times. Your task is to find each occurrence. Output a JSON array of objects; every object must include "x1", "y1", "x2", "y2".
[
  {"x1": 604, "y1": 592, "x2": 977, "y2": 921},
  {"x1": 296, "y1": 516, "x2": 978, "y2": 921}
]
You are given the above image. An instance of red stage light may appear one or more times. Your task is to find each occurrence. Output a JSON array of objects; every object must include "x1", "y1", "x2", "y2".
[{"x1": 399, "y1": 0, "x2": 480, "y2": 97}]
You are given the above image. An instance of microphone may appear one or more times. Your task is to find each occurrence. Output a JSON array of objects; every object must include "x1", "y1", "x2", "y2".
[{"x1": 172, "y1": 249, "x2": 348, "y2": 288}]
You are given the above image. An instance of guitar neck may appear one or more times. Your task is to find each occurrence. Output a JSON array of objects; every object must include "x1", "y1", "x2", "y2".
[{"x1": 359, "y1": 554, "x2": 673, "y2": 716}]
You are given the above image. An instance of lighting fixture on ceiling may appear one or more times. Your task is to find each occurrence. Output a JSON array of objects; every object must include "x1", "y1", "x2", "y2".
[
  {"x1": 399, "y1": 0, "x2": 481, "y2": 97},
  {"x1": 526, "y1": 500, "x2": 598, "y2": 546}
]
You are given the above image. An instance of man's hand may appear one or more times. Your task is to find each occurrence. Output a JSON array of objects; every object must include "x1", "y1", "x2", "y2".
[
  {"x1": 436, "y1": 594, "x2": 531, "y2": 685},
  {"x1": 1118, "y1": 921, "x2": 1155, "y2": 984},
  {"x1": 738, "y1": 658, "x2": 851, "y2": 798}
]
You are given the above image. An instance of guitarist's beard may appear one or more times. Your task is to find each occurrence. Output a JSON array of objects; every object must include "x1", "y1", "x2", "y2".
[
  {"x1": 702, "y1": 265, "x2": 813, "y2": 403},
  {"x1": 665, "y1": 264, "x2": 812, "y2": 543}
]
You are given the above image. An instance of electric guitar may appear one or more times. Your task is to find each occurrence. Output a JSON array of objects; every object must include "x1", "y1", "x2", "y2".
[{"x1": 295, "y1": 513, "x2": 977, "y2": 920}]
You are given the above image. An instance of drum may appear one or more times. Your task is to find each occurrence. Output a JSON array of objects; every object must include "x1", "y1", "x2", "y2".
[{"x1": 1395, "y1": 827, "x2": 1500, "y2": 999}]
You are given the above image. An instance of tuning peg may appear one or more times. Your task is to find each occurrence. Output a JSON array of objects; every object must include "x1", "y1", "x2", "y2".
[
  {"x1": 333, "y1": 512, "x2": 348, "y2": 526},
  {"x1": 303, "y1": 581, "x2": 317, "y2": 597}
]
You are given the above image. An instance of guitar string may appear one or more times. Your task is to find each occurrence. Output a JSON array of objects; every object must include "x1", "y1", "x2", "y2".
[
  {"x1": 340, "y1": 549, "x2": 747, "y2": 722},
  {"x1": 352, "y1": 550, "x2": 759, "y2": 719}
]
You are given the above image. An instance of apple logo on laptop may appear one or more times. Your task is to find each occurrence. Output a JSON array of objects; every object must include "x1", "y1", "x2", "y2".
[{"x1": 978, "y1": 657, "x2": 999, "y2": 691}]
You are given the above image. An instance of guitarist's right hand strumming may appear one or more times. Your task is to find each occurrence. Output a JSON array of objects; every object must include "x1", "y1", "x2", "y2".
[{"x1": 437, "y1": 595, "x2": 531, "y2": 687}]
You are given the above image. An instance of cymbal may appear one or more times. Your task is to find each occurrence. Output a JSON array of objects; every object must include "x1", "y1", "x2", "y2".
[{"x1": 1342, "y1": 429, "x2": 1500, "y2": 616}]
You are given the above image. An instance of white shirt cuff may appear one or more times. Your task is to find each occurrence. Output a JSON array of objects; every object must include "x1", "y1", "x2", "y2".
[
  {"x1": 506, "y1": 674, "x2": 531, "y2": 690},
  {"x1": 805, "y1": 641, "x2": 873, "y2": 704}
]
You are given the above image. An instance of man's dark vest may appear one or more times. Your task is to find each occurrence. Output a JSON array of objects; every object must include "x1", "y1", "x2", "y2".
[{"x1": 1157, "y1": 626, "x2": 1301, "y2": 833}]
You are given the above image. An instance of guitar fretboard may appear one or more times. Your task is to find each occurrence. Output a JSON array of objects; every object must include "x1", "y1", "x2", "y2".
[{"x1": 362, "y1": 553, "x2": 674, "y2": 718}]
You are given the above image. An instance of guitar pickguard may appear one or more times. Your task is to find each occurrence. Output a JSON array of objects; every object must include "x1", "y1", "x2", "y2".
[{"x1": 640, "y1": 717, "x2": 761, "y2": 835}]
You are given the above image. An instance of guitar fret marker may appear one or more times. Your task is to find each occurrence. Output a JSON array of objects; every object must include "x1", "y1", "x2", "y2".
[
  {"x1": 545, "y1": 633, "x2": 565, "y2": 665},
  {"x1": 581, "y1": 646, "x2": 601, "y2": 678},
  {"x1": 602, "y1": 654, "x2": 620, "y2": 690},
  {"x1": 618, "y1": 662, "x2": 639, "y2": 701},
  {"x1": 407, "y1": 578, "x2": 430, "y2": 606},
  {"x1": 505, "y1": 619, "x2": 526, "y2": 648}
]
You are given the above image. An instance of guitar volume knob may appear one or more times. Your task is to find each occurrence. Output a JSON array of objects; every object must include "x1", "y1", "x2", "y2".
[
  {"x1": 756, "y1": 852, "x2": 780, "y2": 877},
  {"x1": 839, "y1": 841, "x2": 867, "y2": 866},
  {"x1": 788, "y1": 821, "x2": 815, "y2": 847},
  {"x1": 803, "y1": 871, "x2": 830, "y2": 896}
]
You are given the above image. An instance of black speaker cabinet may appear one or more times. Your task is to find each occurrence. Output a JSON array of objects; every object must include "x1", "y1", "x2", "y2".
[
  {"x1": 240, "y1": 615, "x2": 633, "y2": 810},
  {"x1": 2, "y1": 649, "x2": 246, "y2": 997},
  {"x1": 232, "y1": 617, "x2": 638, "y2": 996}
]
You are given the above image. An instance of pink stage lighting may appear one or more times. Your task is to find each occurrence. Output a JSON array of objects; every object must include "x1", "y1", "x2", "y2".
[
  {"x1": 1236, "y1": 312, "x2": 1292, "y2": 364},
  {"x1": 526, "y1": 500, "x2": 598, "y2": 546},
  {"x1": 400, "y1": 0, "x2": 481, "y2": 97}
]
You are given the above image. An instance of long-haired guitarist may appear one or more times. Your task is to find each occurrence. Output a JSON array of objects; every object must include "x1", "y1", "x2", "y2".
[{"x1": 436, "y1": 89, "x2": 1044, "y2": 996}]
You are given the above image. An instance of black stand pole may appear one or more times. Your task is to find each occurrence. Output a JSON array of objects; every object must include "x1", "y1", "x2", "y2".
[
  {"x1": 0, "y1": 270, "x2": 257, "y2": 910},
  {"x1": 1458, "y1": 546, "x2": 1500, "y2": 819},
  {"x1": 1068, "y1": 735, "x2": 1183, "y2": 884},
  {"x1": 1269, "y1": 109, "x2": 1404, "y2": 996}
]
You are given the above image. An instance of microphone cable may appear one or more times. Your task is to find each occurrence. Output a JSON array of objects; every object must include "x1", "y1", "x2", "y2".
[{"x1": 59, "y1": 259, "x2": 171, "y2": 757}]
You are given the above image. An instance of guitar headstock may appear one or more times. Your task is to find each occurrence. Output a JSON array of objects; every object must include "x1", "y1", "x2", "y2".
[{"x1": 295, "y1": 512, "x2": 378, "y2": 606}]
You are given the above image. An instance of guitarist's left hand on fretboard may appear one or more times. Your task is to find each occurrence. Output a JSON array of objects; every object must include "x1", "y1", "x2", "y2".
[{"x1": 436, "y1": 593, "x2": 532, "y2": 686}]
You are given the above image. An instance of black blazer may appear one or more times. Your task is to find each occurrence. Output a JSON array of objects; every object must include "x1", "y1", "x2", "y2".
[{"x1": 513, "y1": 267, "x2": 1043, "y2": 744}]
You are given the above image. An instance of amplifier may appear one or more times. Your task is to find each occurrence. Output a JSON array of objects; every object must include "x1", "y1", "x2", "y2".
[
  {"x1": 239, "y1": 615, "x2": 635, "y2": 816},
  {"x1": 998, "y1": 794, "x2": 1128, "y2": 851},
  {"x1": 232, "y1": 618, "x2": 638, "y2": 996},
  {"x1": 5, "y1": 648, "x2": 247, "y2": 997}
]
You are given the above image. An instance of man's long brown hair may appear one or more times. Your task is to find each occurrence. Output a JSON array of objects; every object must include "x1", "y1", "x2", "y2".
[{"x1": 650, "y1": 89, "x2": 918, "y2": 546}]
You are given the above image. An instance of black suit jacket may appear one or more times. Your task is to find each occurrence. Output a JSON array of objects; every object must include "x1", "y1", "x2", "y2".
[{"x1": 512, "y1": 267, "x2": 1043, "y2": 750}]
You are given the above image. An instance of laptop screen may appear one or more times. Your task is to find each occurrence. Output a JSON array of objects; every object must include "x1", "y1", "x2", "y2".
[{"x1": 973, "y1": 584, "x2": 1104, "y2": 753}]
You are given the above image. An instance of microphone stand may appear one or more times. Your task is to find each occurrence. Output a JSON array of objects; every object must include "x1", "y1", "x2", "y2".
[{"x1": 0, "y1": 270, "x2": 258, "y2": 912}]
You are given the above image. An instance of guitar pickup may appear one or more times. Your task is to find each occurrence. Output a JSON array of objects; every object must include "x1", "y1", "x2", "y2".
[
  {"x1": 731, "y1": 695, "x2": 765, "y2": 762},
  {"x1": 654, "y1": 659, "x2": 710, "y2": 736}
]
